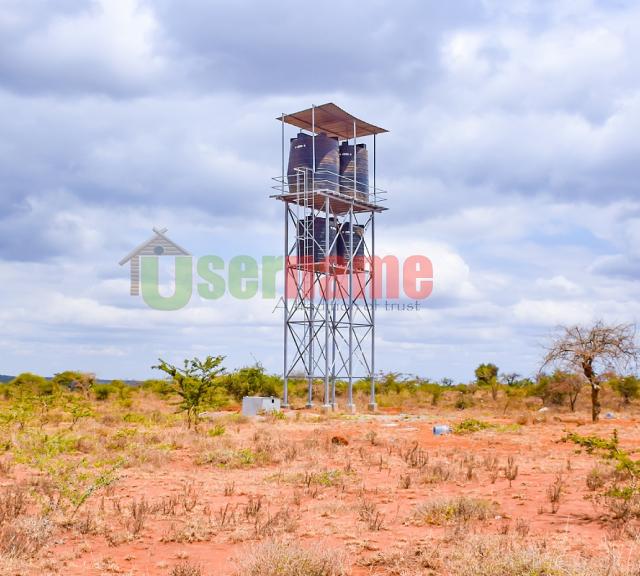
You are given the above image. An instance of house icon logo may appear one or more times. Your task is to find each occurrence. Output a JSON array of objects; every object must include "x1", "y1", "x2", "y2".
[{"x1": 119, "y1": 227, "x2": 190, "y2": 296}]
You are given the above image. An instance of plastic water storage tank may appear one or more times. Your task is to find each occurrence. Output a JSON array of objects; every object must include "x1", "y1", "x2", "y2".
[
  {"x1": 287, "y1": 132, "x2": 339, "y2": 194},
  {"x1": 339, "y1": 142, "x2": 369, "y2": 201},
  {"x1": 337, "y1": 223, "x2": 365, "y2": 270},
  {"x1": 297, "y1": 216, "x2": 338, "y2": 264}
]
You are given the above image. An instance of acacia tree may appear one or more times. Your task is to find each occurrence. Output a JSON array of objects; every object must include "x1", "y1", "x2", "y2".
[
  {"x1": 475, "y1": 363, "x2": 499, "y2": 400},
  {"x1": 501, "y1": 372, "x2": 521, "y2": 386},
  {"x1": 153, "y1": 355, "x2": 225, "y2": 429},
  {"x1": 542, "y1": 322, "x2": 639, "y2": 422}
]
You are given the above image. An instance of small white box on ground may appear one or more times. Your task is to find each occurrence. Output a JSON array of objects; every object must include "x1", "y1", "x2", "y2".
[{"x1": 242, "y1": 396, "x2": 281, "y2": 416}]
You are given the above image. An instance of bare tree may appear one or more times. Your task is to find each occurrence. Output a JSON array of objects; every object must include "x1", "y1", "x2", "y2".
[{"x1": 543, "y1": 321, "x2": 639, "y2": 422}]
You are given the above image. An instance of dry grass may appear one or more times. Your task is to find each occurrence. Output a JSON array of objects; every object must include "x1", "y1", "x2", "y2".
[
  {"x1": 363, "y1": 534, "x2": 639, "y2": 576},
  {"x1": 170, "y1": 562, "x2": 203, "y2": 576},
  {"x1": 419, "y1": 460, "x2": 454, "y2": 484},
  {"x1": 235, "y1": 538, "x2": 347, "y2": 576},
  {"x1": 0, "y1": 516, "x2": 53, "y2": 558},
  {"x1": 447, "y1": 535, "x2": 636, "y2": 576},
  {"x1": 586, "y1": 464, "x2": 610, "y2": 491},
  {"x1": 412, "y1": 496, "x2": 494, "y2": 526},
  {"x1": 504, "y1": 455, "x2": 519, "y2": 487},
  {"x1": 358, "y1": 499, "x2": 385, "y2": 531},
  {"x1": 547, "y1": 472, "x2": 565, "y2": 514},
  {"x1": 0, "y1": 486, "x2": 26, "y2": 524}
]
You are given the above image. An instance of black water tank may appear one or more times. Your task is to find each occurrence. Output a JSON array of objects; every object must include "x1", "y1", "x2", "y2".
[
  {"x1": 288, "y1": 133, "x2": 339, "y2": 194},
  {"x1": 337, "y1": 223, "x2": 365, "y2": 269},
  {"x1": 297, "y1": 216, "x2": 338, "y2": 263},
  {"x1": 339, "y1": 142, "x2": 369, "y2": 201}
]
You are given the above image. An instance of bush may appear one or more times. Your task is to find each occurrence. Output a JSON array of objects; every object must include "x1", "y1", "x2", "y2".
[
  {"x1": 532, "y1": 373, "x2": 565, "y2": 406},
  {"x1": 376, "y1": 373, "x2": 417, "y2": 395},
  {"x1": 423, "y1": 383, "x2": 444, "y2": 405},
  {"x1": 8, "y1": 373, "x2": 56, "y2": 396},
  {"x1": 93, "y1": 384, "x2": 113, "y2": 401},
  {"x1": 455, "y1": 394, "x2": 474, "y2": 410},
  {"x1": 610, "y1": 376, "x2": 640, "y2": 405},
  {"x1": 454, "y1": 419, "x2": 493, "y2": 434},
  {"x1": 51, "y1": 371, "x2": 95, "y2": 395},
  {"x1": 51, "y1": 371, "x2": 84, "y2": 389},
  {"x1": 208, "y1": 424, "x2": 226, "y2": 437},
  {"x1": 140, "y1": 379, "x2": 174, "y2": 397},
  {"x1": 223, "y1": 365, "x2": 280, "y2": 402}
]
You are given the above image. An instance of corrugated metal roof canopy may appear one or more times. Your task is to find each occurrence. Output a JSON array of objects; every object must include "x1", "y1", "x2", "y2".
[{"x1": 279, "y1": 102, "x2": 388, "y2": 139}]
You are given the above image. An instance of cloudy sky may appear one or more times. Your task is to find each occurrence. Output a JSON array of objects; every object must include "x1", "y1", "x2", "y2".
[{"x1": 1, "y1": 0, "x2": 639, "y2": 382}]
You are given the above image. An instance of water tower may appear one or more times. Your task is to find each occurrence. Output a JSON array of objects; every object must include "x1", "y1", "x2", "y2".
[{"x1": 272, "y1": 103, "x2": 388, "y2": 412}]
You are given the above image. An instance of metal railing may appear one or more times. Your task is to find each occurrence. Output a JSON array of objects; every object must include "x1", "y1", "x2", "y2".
[{"x1": 272, "y1": 167, "x2": 388, "y2": 207}]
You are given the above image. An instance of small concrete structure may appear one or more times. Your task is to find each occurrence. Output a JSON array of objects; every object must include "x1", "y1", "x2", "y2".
[{"x1": 242, "y1": 396, "x2": 281, "y2": 416}]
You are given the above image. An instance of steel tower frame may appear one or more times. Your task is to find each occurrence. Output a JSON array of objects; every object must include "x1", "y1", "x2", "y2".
[{"x1": 271, "y1": 104, "x2": 388, "y2": 412}]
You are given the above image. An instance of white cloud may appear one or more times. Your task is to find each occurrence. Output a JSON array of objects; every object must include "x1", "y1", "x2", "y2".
[
  {"x1": 512, "y1": 298, "x2": 594, "y2": 326},
  {"x1": 535, "y1": 275, "x2": 582, "y2": 295},
  {"x1": 1, "y1": 0, "x2": 640, "y2": 382},
  {"x1": 0, "y1": 0, "x2": 166, "y2": 94}
]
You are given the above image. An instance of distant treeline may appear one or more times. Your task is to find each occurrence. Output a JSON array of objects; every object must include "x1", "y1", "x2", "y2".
[
  {"x1": 0, "y1": 373, "x2": 139, "y2": 385},
  {"x1": 2, "y1": 362, "x2": 638, "y2": 415}
]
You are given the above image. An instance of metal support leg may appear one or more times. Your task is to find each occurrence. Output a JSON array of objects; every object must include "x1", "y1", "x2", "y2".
[
  {"x1": 281, "y1": 114, "x2": 290, "y2": 409},
  {"x1": 322, "y1": 198, "x2": 331, "y2": 412},
  {"x1": 346, "y1": 205, "x2": 355, "y2": 414},
  {"x1": 368, "y1": 211, "x2": 377, "y2": 412},
  {"x1": 283, "y1": 202, "x2": 289, "y2": 408}
]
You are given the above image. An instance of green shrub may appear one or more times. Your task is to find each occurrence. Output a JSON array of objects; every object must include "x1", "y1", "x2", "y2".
[
  {"x1": 153, "y1": 356, "x2": 226, "y2": 429},
  {"x1": 455, "y1": 394, "x2": 473, "y2": 410},
  {"x1": 610, "y1": 376, "x2": 640, "y2": 405},
  {"x1": 423, "y1": 383, "x2": 444, "y2": 405},
  {"x1": 93, "y1": 384, "x2": 113, "y2": 401},
  {"x1": 9, "y1": 373, "x2": 57, "y2": 396},
  {"x1": 223, "y1": 364, "x2": 280, "y2": 402},
  {"x1": 562, "y1": 431, "x2": 619, "y2": 456},
  {"x1": 475, "y1": 363, "x2": 500, "y2": 400},
  {"x1": 51, "y1": 371, "x2": 84, "y2": 389},
  {"x1": 140, "y1": 378, "x2": 174, "y2": 397},
  {"x1": 51, "y1": 371, "x2": 95, "y2": 395},
  {"x1": 123, "y1": 412, "x2": 150, "y2": 425},
  {"x1": 197, "y1": 447, "x2": 271, "y2": 468},
  {"x1": 454, "y1": 419, "x2": 493, "y2": 434},
  {"x1": 110, "y1": 380, "x2": 133, "y2": 401},
  {"x1": 208, "y1": 424, "x2": 226, "y2": 437}
]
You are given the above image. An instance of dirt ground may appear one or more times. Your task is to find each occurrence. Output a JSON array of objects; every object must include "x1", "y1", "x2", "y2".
[{"x1": 3, "y1": 396, "x2": 639, "y2": 575}]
